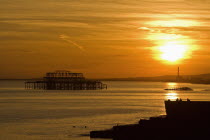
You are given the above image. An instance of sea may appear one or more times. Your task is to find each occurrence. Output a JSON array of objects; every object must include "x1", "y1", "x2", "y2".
[{"x1": 1, "y1": 80, "x2": 210, "y2": 140}]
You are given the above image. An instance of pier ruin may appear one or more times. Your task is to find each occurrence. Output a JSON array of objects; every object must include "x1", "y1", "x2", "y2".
[{"x1": 25, "y1": 70, "x2": 107, "y2": 90}]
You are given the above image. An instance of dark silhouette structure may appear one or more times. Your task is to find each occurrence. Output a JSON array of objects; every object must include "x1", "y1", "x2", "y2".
[
  {"x1": 25, "y1": 70, "x2": 107, "y2": 90},
  {"x1": 164, "y1": 67, "x2": 193, "y2": 91},
  {"x1": 164, "y1": 86, "x2": 193, "y2": 90},
  {"x1": 90, "y1": 100, "x2": 210, "y2": 140},
  {"x1": 165, "y1": 100, "x2": 210, "y2": 120}
]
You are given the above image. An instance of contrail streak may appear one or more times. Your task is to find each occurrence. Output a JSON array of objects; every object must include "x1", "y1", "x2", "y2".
[{"x1": 59, "y1": 34, "x2": 85, "y2": 51}]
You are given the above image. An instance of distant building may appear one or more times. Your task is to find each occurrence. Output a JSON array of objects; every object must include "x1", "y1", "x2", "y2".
[{"x1": 25, "y1": 70, "x2": 107, "y2": 90}]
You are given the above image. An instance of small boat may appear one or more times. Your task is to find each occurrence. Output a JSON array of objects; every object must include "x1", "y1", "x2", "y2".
[{"x1": 164, "y1": 87, "x2": 193, "y2": 91}]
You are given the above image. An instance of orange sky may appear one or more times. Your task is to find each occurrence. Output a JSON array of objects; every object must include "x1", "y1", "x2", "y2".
[{"x1": 0, "y1": 0, "x2": 210, "y2": 78}]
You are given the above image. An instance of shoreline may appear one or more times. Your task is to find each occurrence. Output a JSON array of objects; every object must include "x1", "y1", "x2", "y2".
[{"x1": 1, "y1": 79, "x2": 210, "y2": 85}]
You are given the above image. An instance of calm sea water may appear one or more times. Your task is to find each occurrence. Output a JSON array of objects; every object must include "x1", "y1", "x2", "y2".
[{"x1": 1, "y1": 80, "x2": 210, "y2": 140}]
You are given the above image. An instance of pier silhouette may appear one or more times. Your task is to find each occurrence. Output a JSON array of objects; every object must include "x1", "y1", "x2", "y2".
[{"x1": 25, "y1": 70, "x2": 107, "y2": 90}]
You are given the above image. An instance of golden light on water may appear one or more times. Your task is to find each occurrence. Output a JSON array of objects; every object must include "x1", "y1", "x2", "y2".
[
  {"x1": 165, "y1": 82, "x2": 179, "y2": 100},
  {"x1": 165, "y1": 83, "x2": 179, "y2": 100},
  {"x1": 165, "y1": 92, "x2": 179, "y2": 100},
  {"x1": 142, "y1": 19, "x2": 199, "y2": 64},
  {"x1": 167, "y1": 82, "x2": 177, "y2": 86}
]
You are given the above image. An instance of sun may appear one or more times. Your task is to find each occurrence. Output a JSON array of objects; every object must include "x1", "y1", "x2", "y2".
[
  {"x1": 159, "y1": 42, "x2": 188, "y2": 62},
  {"x1": 141, "y1": 19, "x2": 198, "y2": 64}
]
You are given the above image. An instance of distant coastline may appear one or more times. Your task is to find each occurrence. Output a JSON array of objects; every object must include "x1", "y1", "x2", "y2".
[
  {"x1": 98, "y1": 73, "x2": 210, "y2": 85},
  {"x1": 0, "y1": 79, "x2": 42, "y2": 81},
  {"x1": 2, "y1": 73, "x2": 210, "y2": 85}
]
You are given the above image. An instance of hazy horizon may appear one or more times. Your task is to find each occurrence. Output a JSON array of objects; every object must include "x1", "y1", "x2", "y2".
[{"x1": 2, "y1": 71, "x2": 210, "y2": 80}]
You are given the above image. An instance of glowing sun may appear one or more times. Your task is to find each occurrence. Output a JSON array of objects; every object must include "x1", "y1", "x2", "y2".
[
  {"x1": 142, "y1": 19, "x2": 199, "y2": 64},
  {"x1": 159, "y1": 42, "x2": 188, "y2": 62}
]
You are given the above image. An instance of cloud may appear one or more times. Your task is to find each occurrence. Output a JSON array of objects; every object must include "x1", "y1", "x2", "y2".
[
  {"x1": 138, "y1": 27, "x2": 155, "y2": 32},
  {"x1": 59, "y1": 34, "x2": 85, "y2": 51}
]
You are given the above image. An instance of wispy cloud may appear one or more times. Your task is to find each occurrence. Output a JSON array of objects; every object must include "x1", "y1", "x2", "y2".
[
  {"x1": 138, "y1": 27, "x2": 155, "y2": 32},
  {"x1": 59, "y1": 34, "x2": 85, "y2": 51}
]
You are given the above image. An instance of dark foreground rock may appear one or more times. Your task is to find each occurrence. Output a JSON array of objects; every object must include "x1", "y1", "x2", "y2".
[{"x1": 90, "y1": 100, "x2": 210, "y2": 140}]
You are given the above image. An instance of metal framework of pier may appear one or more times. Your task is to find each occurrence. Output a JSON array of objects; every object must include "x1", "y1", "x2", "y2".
[{"x1": 25, "y1": 70, "x2": 107, "y2": 90}]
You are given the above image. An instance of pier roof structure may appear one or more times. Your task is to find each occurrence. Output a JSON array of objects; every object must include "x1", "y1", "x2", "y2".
[{"x1": 25, "y1": 70, "x2": 107, "y2": 90}]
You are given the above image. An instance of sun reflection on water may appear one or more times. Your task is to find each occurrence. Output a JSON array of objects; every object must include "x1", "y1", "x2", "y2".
[
  {"x1": 165, "y1": 92, "x2": 179, "y2": 100},
  {"x1": 167, "y1": 82, "x2": 177, "y2": 86},
  {"x1": 165, "y1": 83, "x2": 179, "y2": 100}
]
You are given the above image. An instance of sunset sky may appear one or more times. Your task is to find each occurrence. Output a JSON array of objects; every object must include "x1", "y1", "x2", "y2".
[{"x1": 1, "y1": 0, "x2": 210, "y2": 78}]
